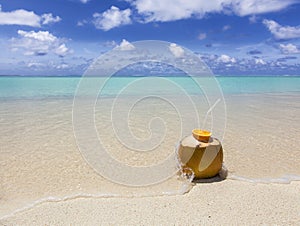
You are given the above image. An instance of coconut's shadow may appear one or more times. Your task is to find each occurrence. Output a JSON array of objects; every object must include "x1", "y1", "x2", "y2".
[{"x1": 192, "y1": 165, "x2": 228, "y2": 184}]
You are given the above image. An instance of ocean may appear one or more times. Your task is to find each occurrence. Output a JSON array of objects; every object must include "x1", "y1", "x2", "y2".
[
  {"x1": 1, "y1": 76, "x2": 300, "y2": 99},
  {"x1": 1, "y1": 76, "x2": 300, "y2": 219}
]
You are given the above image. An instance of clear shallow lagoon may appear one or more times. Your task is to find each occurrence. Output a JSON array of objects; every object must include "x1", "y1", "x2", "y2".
[
  {"x1": 0, "y1": 76, "x2": 300, "y2": 98},
  {"x1": 1, "y1": 76, "x2": 300, "y2": 219}
]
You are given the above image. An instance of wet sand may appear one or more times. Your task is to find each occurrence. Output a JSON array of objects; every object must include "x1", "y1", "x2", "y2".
[{"x1": 1, "y1": 180, "x2": 299, "y2": 225}]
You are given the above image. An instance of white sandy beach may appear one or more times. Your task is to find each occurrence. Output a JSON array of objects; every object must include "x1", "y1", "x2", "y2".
[{"x1": 1, "y1": 180, "x2": 299, "y2": 225}]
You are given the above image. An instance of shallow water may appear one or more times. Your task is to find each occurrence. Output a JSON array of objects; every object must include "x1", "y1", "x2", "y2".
[
  {"x1": 0, "y1": 76, "x2": 300, "y2": 219},
  {"x1": 223, "y1": 93, "x2": 300, "y2": 180}
]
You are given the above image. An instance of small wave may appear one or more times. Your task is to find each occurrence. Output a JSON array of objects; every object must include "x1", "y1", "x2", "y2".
[
  {"x1": 227, "y1": 174, "x2": 300, "y2": 184},
  {"x1": 0, "y1": 179, "x2": 193, "y2": 221},
  {"x1": 0, "y1": 193, "x2": 117, "y2": 221}
]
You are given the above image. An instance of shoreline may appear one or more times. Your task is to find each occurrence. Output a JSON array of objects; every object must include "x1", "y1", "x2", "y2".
[{"x1": 1, "y1": 179, "x2": 299, "y2": 225}]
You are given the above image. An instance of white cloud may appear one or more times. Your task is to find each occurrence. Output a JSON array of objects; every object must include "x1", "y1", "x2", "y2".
[
  {"x1": 249, "y1": 15, "x2": 258, "y2": 23},
  {"x1": 0, "y1": 7, "x2": 40, "y2": 26},
  {"x1": 279, "y1": 43, "x2": 300, "y2": 54},
  {"x1": 263, "y1": 19, "x2": 300, "y2": 40},
  {"x1": 18, "y1": 30, "x2": 57, "y2": 42},
  {"x1": 55, "y1": 44, "x2": 70, "y2": 56},
  {"x1": 11, "y1": 30, "x2": 71, "y2": 57},
  {"x1": 27, "y1": 62, "x2": 45, "y2": 68},
  {"x1": 41, "y1": 13, "x2": 61, "y2": 25},
  {"x1": 77, "y1": 20, "x2": 88, "y2": 26},
  {"x1": 26, "y1": 61, "x2": 70, "y2": 71},
  {"x1": 0, "y1": 5, "x2": 61, "y2": 27},
  {"x1": 129, "y1": 0, "x2": 296, "y2": 22},
  {"x1": 255, "y1": 58, "x2": 266, "y2": 65},
  {"x1": 56, "y1": 63, "x2": 69, "y2": 69},
  {"x1": 232, "y1": 0, "x2": 296, "y2": 16},
  {"x1": 131, "y1": 0, "x2": 223, "y2": 22},
  {"x1": 80, "y1": 0, "x2": 90, "y2": 3},
  {"x1": 93, "y1": 6, "x2": 131, "y2": 31},
  {"x1": 77, "y1": 21, "x2": 84, "y2": 26},
  {"x1": 218, "y1": 54, "x2": 236, "y2": 63},
  {"x1": 117, "y1": 39, "x2": 135, "y2": 51},
  {"x1": 198, "y1": 33, "x2": 207, "y2": 40},
  {"x1": 169, "y1": 43, "x2": 184, "y2": 58}
]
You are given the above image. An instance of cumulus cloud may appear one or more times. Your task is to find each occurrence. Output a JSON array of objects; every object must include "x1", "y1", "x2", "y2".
[
  {"x1": 232, "y1": 0, "x2": 296, "y2": 16},
  {"x1": 55, "y1": 44, "x2": 69, "y2": 56},
  {"x1": 128, "y1": 0, "x2": 296, "y2": 22},
  {"x1": 0, "y1": 6, "x2": 40, "y2": 26},
  {"x1": 200, "y1": 53, "x2": 300, "y2": 75},
  {"x1": 41, "y1": 13, "x2": 61, "y2": 25},
  {"x1": 249, "y1": 15, "x2": 259, "y2": 23},
  {"x1": 93, "y1": 6, "x2": 131, "y2": 31},
  {"x1": 26, "y1": 61, "x2": 71, "y2": 72},
  {"x1": 263, "y1": 19, "x2": 300, "y2": 40},
  {"x1": 279, "y1": 43, "x2": 300, "y2": 54},
  {"x1": 56, "y1": 63, "x2": 70, "y2": 69},
  {"x1": 77, "y1": 20, "x2": 88, "y2": 26},
  {"x1": 27, "y1": 62, "x2": 45, "y2": 68},
  {"x1": 218, "y1": 54, "x2": 236, "y2": 63},
  {"x1": 117, "y1": 39, "x2": 135, "y2": 51},
  {"x1": 255, "y1": 58, "x2": 266, "y2": 65},
  {"x1": 11, "y1": 30, "x2": 71, "y2": 57},
  {"x1": 131, "y1": 0, "x2": 222, "y2": 22},
  {"x1": 0, "y1": 5, "x2": 61, "y2": 27},
  {"x1": 169, "y1": 43, "x2": 184, "y2": 58}
]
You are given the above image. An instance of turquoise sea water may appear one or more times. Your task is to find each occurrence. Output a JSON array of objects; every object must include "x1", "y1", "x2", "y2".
[{"x1": 0, "y1": 76, "x2": 299, "y2": 99}]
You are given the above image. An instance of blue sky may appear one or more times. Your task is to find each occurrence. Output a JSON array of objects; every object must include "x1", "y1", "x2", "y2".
[{"x1": 0, "y1": 0, "x2": 300, "y2": 75}]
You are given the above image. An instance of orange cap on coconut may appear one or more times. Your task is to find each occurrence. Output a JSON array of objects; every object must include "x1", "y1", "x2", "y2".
[{"x1": 192, "y1": 129, "x2": 211, "y2": 142}]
